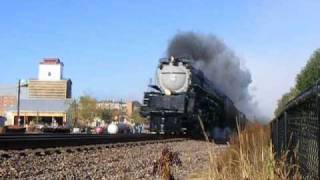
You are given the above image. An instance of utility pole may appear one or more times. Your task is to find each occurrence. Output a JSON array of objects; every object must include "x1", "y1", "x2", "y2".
[
  {"x1": 17, "y1": 79, "x2": 21, "y2": 126},
  {"x1": 17, "y1": 79, "x2": 28, "y2": 126},
  {"x1": 74, "y1": 99, "x2": 78, "y2": 127}
]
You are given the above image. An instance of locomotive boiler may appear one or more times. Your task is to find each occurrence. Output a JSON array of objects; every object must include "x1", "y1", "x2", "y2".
[{"x1": 140, "y1": 57, "x2": 246, "y2": 141}]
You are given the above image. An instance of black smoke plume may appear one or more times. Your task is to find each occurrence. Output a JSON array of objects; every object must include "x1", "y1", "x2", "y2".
[{"x1": 167, "y1": 32, "x2": 257, "y2": 118}]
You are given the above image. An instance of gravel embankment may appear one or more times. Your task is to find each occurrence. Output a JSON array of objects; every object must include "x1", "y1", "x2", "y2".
[{"x1": 0, "y1": 140, "x2": 226, "y2": 179}]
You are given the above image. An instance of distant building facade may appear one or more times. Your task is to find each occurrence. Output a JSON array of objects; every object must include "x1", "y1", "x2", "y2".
[
  {"x1": 6, "y1": 99, "x2": 72, "y2": 126},
  {"x1": 126, "y1": 101, "x2": 141, "y2": 117},
  {"x1": 38, "y1": 58, "x2": 64, "y2": 81},
  {"x1": 5, "y1": 58, "x2": 73, "y2": 126},
  {"x1": 0, "y1": 96, "x2": 16, "y2": 116},
  {"x1": 28, "y1": 79, "x2": 72, "y2": 99},
  {"x1": 0, "y1": 84, "x2": 27, "y2": 125},
  {"x1": 97, "y1": 100, "x2": 127, "y2": 111},
  {"x1": 28, "y1": 58, "x2": 72, "y2": 99},
  {"x1": 97, "y1": 100, "x2": 141, "y2": 120}
]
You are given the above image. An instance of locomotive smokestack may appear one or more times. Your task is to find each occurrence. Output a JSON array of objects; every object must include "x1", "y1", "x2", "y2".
[{"x1": 167, "y1": 32, "x2": 258, "y2": 119}]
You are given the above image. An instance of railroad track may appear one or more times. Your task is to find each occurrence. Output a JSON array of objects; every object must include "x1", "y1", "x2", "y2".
[
  {"x1": 0, "y1": 135, "x2": 187, "y2": 160},
  {"x1": 0, "y1": 133, "x2": 186, "y2": 150}
]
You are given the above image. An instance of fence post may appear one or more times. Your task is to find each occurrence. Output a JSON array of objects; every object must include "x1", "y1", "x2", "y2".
[
  {"x1": 284, "y1": 111, "x2": 287, "y2": 151},
  {"x1": 317, "y1": 83, "x2": 320, "y2": 178},
  {"x1": 276, "y1": 118, "x2": 279, "y2": 157}
]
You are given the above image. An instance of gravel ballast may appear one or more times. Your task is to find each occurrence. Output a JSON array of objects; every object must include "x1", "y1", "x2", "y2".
[{"x1": 0, "y1": 140, "x2": 226, "y2": 179}]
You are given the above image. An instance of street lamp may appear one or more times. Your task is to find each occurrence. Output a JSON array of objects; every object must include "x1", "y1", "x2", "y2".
[{"x1": 17, "y1": 79, "x2": 28, "y2": 126}]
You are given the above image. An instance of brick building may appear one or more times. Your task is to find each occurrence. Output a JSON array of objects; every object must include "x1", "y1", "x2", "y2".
[
  {"x1": 0, "y1": 96, "x2": 16, "y2": 116},
  {"x1": 97, "y1": 100, "x2": 141, "y2": 121},
  {"x1": 126, "y1": 101, "x2": 141, "y2": 117}
]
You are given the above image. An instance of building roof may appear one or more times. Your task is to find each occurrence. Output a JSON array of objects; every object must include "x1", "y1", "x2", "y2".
[
  {"x1": 40, "y1": 58, "x2": 63, "y2": 65},
  {"x1": 7, "y1": 99, "x2": 72, "y2": 113}
]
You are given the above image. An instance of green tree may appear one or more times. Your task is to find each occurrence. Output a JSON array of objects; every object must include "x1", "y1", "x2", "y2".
[
  {"x1": 274, "y1": 49, "x2": 320, "y2": 116},
  {"x1": 67, "y1": 99, "x2": 79, "y2": 127},
  {"x1": 131, "y1": 110, "x2": 147, "y2": 124},
  {"x1": 296, "y1": 49, "x2": 320, "y2": 92},
  {"x1": 78, "y1": 95, "x2": 97, "y2": 125},
  {"x1": 274, "y1": 88, "x2": 298, "y2": 116},
  {"x1": 97, "y1": 108, "x2": 112, "y2": 124}
]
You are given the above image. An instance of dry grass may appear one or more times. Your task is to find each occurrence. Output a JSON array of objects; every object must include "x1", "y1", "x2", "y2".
[
  {"x1": 190, "y1": 121, "x2": 300, "y2": 180},
  {"x1": 153, "y1": 147, "x2": 182, "y2": 180}
]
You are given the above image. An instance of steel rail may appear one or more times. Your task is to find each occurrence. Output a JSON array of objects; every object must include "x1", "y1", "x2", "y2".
[{"x1": 0, "y1": 134, "x2": 185, "y2": 150}]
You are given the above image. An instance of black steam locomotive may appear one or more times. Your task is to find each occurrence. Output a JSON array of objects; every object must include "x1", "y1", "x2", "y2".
[{"x1": 140, "y1": 57, "x2": 246, "y2": 141}]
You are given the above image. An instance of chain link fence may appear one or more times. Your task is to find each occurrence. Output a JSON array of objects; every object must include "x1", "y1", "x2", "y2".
[{"x1": 271, "y1": 82, "x2": 320, "y2": 179}]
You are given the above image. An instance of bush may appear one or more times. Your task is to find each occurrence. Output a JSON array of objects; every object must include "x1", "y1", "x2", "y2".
[
  {"x1": 275, "y1": 49, "x2": 320, "y2": 116},
  {"x1": 296, "y1": 49, "x2": 320, "y2": 92},
  {"x1": 189, "y1": 122, "x2": 300, "y2": 179}
]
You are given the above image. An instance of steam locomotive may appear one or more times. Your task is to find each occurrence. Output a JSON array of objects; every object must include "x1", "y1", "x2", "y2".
[{"x1": 140, "y1": 57, "x2": 246, "y2": 141}]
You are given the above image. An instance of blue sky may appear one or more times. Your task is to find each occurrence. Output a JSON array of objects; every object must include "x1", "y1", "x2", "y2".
[{"x1": 0, "y1": 0, "x2": 320, "y2": 118}]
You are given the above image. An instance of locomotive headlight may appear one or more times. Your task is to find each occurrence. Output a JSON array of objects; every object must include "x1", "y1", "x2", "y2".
[{"x1": 164, "y1": 89, "x2": 172, "y2": 96}]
